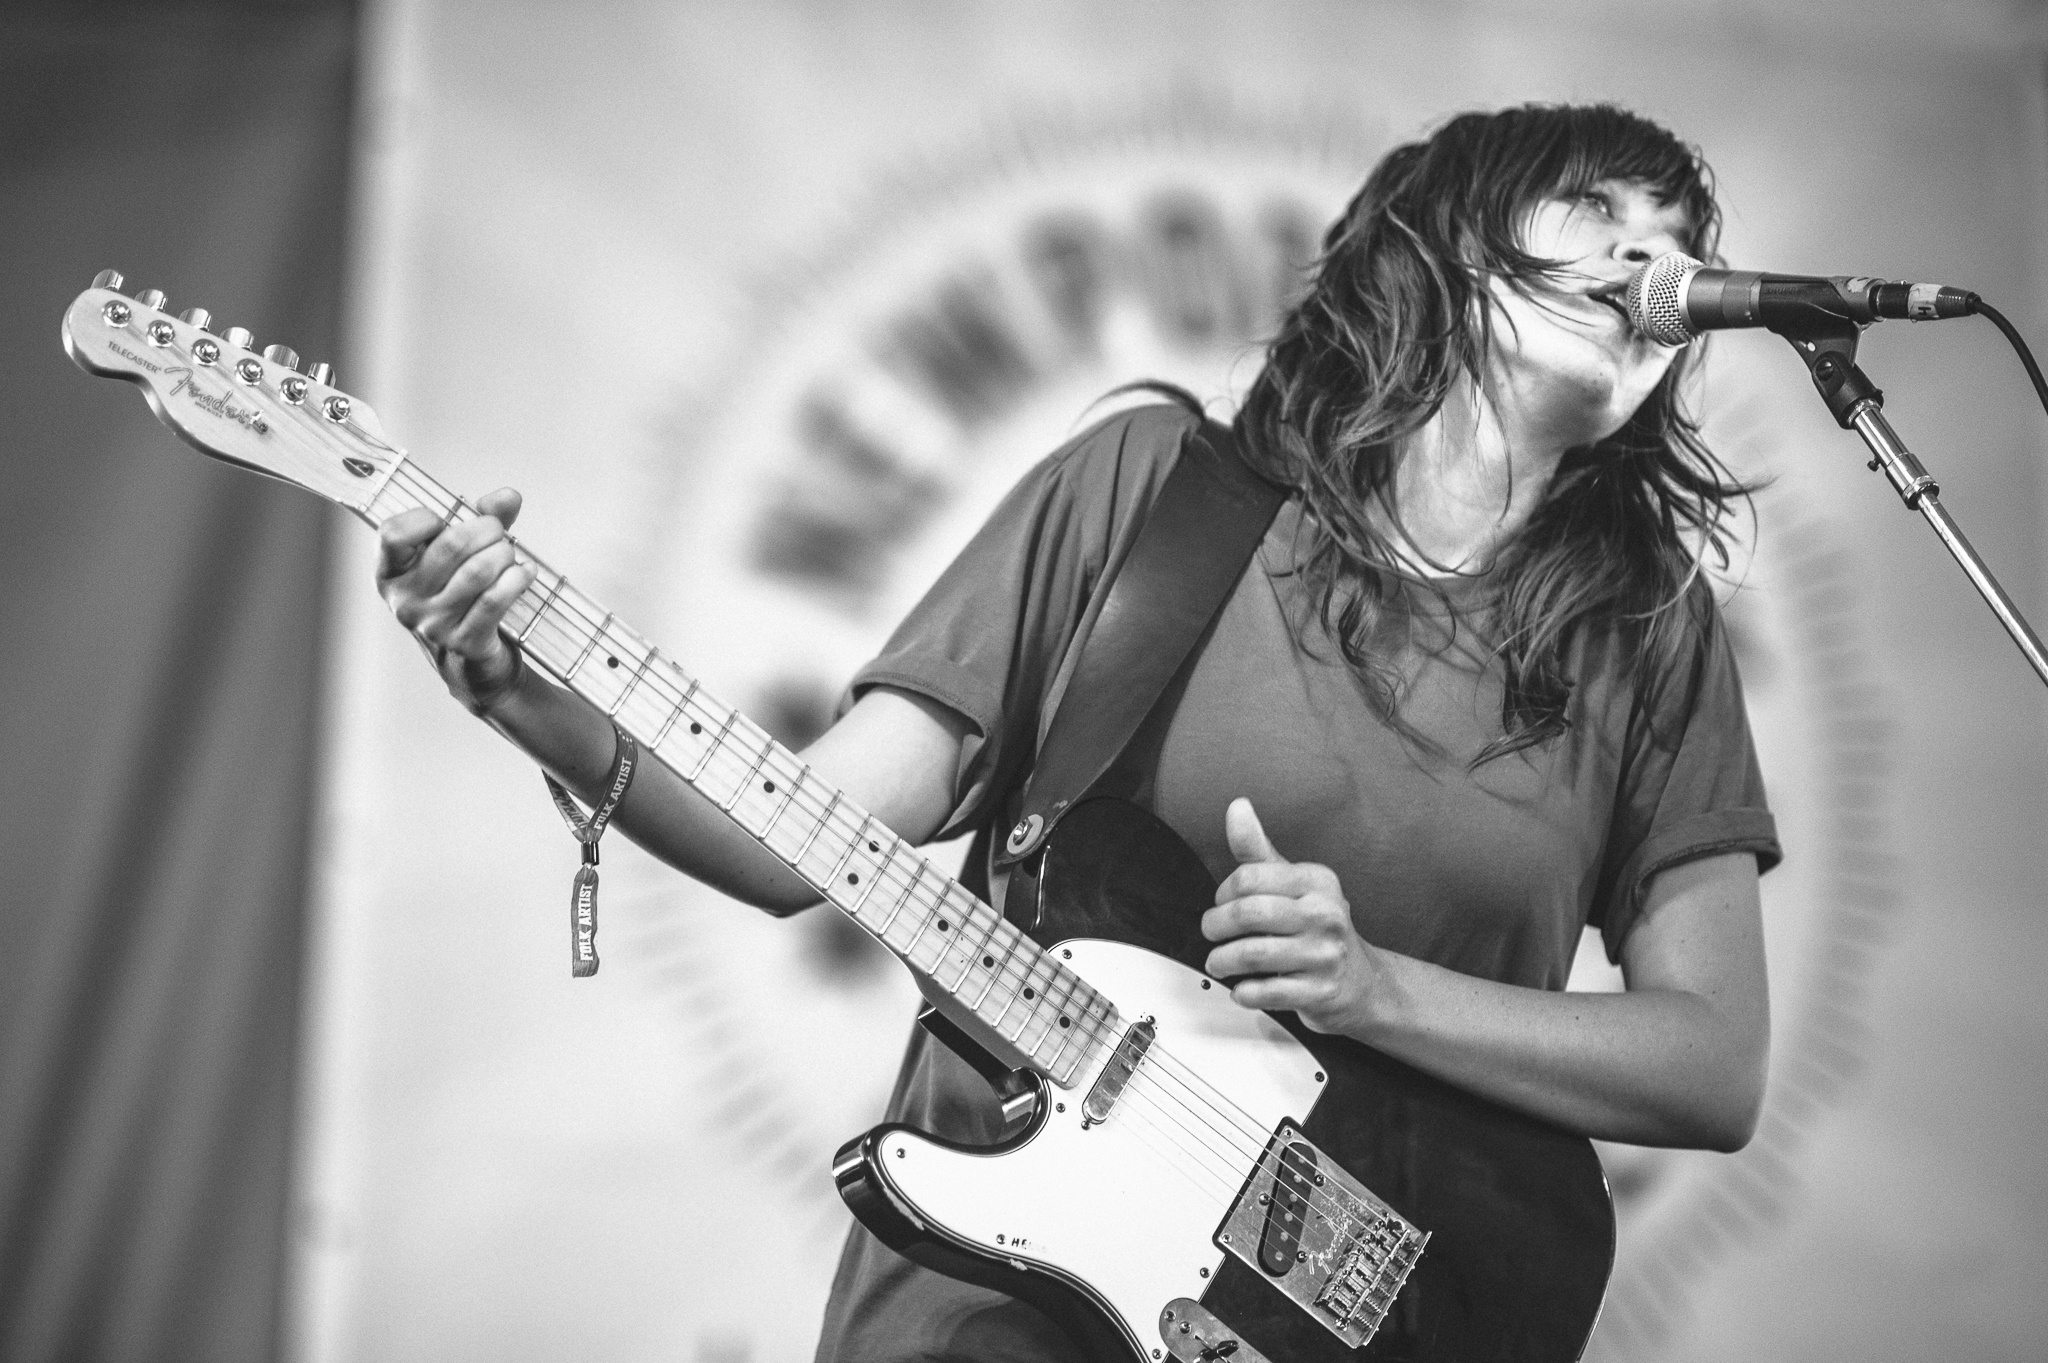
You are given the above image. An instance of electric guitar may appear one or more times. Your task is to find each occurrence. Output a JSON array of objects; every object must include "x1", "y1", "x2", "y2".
[{"x1": 64, "y1": 275, "x2": 1614, "y2": 1362}]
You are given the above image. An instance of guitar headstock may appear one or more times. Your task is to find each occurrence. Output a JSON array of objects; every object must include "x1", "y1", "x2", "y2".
[{"x1": 62, "y1": 270, "x2": 402, "y2": 511}]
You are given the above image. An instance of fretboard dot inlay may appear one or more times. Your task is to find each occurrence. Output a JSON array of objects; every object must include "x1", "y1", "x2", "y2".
[
  {"x1": 936, "y1": 920, "x2": 948, "y2": 932},
  {"x1": 868, "y1": 840, "x2": 880, "y2": 852},
  {"x1": 1058, "y1": 1016, "x2": 1070, "y2": 1028},
  {"x1": 1023, "y1": 988, "x2": 1035, "y2": 1000},
  {"x1": 982, "y1": 955, "x2": 995, "y2": 968},
  {"x1": 689, "y1": 722, "x2": 702, "y2": 734},
  {"x1": 606, "y1": 656, "x2": 619, "y2": 668},
  {"x1": 763, "y1": 781, "x2": 775, "y2": 793},
  {"x1": 847, "y1": 873, "x2": 859, "y2": 885}
]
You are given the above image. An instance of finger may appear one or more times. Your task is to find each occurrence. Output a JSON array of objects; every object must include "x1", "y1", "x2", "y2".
[
  {"x1": 377, "y1": 508, "x2": 447, "y2": 579},
  {"x1": 473, "y1": 486, "x2": 523, "y2": 530},
  {"x1": 1207, "y1": 933, "x2": 1334, "y2": 981},
  {"x1": 1202, "y1": 893, "x2": 1314, "y2": 943},
  {"x1": 405, "y1": 513, "x2": 509, "y2": 598},
  {"x1": 447, "y1": 561, "x2": 537, "y2": 655},
  {"x1": 1228, "y1": 974, "x2": 1338, "y2": 1019},
  {"x1": 430, "y1": 537, "x2": 520, "y2": 621},
  {"x1": 1215, "y1": 858, "x2": 1334, "y2": 904},
  {"x1": 1226, "y1": 797, "x2": 1284, "y2": 867}
]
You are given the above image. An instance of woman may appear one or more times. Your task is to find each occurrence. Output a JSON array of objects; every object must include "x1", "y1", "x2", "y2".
[{"x1": 378, "y1": 103, "x2": 1778, "y2": 1360}]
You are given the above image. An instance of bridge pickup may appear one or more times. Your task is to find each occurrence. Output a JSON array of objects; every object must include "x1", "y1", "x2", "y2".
[
  {"x1": 1214, "y1": 1120, "x2": 1430, "y2": 1350},
  {"x1": 1080, "y1": 1015, "x2": 1155, "y2": 1127}
]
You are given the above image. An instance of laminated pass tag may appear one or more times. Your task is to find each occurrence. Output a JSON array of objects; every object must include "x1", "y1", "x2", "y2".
[{"x1": 545, "y1": 726, "x2": 639, "y2": 978}]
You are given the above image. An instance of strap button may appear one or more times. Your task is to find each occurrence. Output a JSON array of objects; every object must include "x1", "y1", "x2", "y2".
[{"x1": 1006, "y1": 814, "x2": 1044, "y2": 855}]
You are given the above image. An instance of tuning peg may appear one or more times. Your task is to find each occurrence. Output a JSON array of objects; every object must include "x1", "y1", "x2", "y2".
[
  {"x1": 308, "y1": 362, "x2": 334, "y2": 386},
  {"x1": 223, "y1": 326, "x2": 254, "y2": 351},
  {"x1": 262, "y1": 344, "x2": 300, "y2": 370},
  {"x1": 92, "y1": 269, "x2": 126, "y2": 292},
  {"x1": 136, "y1": 288, "x2": 167, "y2": 311},
  {"x1": 179, "y1": 307, "x2": 213, "y2": 331}
]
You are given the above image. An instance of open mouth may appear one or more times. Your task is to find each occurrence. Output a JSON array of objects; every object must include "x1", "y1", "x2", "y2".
[{"x1": 1589, "y1": 288, "x2": 1633, "y2": 328}]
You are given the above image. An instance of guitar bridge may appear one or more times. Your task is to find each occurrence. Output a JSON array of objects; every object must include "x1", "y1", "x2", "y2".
[{"x1": 1214, "y1": 1120, "x2": 1429, "y2": 1349}]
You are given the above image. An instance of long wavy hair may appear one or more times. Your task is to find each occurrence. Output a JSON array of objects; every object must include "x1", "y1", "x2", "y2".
[{"x1": 1234, "y1": 103, "x2": 1748, "y2": 761}]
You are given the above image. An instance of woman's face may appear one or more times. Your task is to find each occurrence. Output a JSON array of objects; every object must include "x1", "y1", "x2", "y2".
[{"x1": 1485, "y1": 179, "x2": 1695, "y2": 449}]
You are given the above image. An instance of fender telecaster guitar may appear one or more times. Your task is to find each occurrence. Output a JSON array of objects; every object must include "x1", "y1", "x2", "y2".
[{"x1": 64, "y1": 275, "x2": 1614, "y2": 1362}]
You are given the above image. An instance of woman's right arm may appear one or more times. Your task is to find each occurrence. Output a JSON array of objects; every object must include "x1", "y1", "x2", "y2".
[{"x1": 376, "y1": 487, "x2": 972, "y2": 916}]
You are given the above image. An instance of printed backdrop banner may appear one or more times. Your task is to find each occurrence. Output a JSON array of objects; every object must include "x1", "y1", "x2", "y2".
[
  {"x1": 300, "y1": 4, "x2": 2048, "y2": 1363},
  {"x1": 0, "y1": 4, "x2": 358, "y2": 1362}
]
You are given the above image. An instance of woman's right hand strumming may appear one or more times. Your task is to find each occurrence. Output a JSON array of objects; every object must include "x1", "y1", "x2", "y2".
[{"x1": 377, "y1": 485, "x2": 537, "y2": 715}]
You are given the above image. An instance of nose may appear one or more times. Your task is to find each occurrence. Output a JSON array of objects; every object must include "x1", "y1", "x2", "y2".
[{"x1": 1613, "y1": 218, "x2": 1687, "y2": 270}]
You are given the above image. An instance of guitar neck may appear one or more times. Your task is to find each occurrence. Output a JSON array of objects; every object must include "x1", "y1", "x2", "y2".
[{"x1": 360, "y1": 461, "x2": 1114, "y2": 1088}]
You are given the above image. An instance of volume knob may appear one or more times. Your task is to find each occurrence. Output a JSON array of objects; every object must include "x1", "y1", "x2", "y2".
[{"x1": 262, "y1": 344, "x2": 300, "y2": 370}]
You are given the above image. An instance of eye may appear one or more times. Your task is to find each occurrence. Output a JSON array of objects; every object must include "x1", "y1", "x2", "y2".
[{"x1": 1573, "y1": 189, "x2": 1614, "y2": 216}]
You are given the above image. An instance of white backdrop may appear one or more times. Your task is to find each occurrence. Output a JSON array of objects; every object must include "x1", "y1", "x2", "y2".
[{"x1": 292, "y1": 4, "x2": 2048, "y2": 1361}]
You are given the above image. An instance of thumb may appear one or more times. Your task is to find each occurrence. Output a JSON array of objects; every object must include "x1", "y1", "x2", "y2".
[{"x1": 1225, "y1": 797, "x2": 1285, "y2": 866}]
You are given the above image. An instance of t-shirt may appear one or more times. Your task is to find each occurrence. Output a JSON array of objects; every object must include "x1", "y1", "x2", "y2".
[{"x1": 813, "y1": 403, "x2": 1780, "y2": 1362}]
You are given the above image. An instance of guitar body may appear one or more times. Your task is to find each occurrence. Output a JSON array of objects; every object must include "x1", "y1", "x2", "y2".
[{"x1": 836, "y1": 798, "x2": 1615, "y2": 1362}]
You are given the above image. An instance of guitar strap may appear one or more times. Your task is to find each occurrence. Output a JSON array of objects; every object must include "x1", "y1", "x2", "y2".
[{"x1": 985, "y1": 413, "x2": 1286, "y2": 926}]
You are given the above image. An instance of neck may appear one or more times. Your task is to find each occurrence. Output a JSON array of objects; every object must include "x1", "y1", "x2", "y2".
[{"x1": 1380, "y1": 377, "x2": 1577, "y2": 576}]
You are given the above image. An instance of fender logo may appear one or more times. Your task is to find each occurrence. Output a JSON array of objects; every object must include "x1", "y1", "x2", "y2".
[{"x1": 166, "y1": 368, "x2": 269, "y2": 433}]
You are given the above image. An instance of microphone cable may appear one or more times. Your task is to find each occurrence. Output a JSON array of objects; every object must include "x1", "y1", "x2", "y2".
[{"x1": 1973, "y1": 300, "x2": 2048, "y2": 424}]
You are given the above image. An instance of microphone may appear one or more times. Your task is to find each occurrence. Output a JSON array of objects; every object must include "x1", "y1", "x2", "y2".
[{"x1": 1625, "y1": 252, "x2": 1978, "y2": 344}]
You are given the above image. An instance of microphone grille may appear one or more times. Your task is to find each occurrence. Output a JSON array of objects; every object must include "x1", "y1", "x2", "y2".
[{"x1": 1626, "y1": 252, "x2": 1703, "y2": 345}]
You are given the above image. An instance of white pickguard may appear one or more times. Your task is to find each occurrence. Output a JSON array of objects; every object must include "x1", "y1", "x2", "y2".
[{"x1": 874, "y1": 940, "x2": 1327, "y2": 1352}]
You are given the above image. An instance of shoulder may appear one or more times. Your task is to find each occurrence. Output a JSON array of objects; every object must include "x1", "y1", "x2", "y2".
[{"x1": 1037, "y1": 400, "x2": 1205, "y2": 491}]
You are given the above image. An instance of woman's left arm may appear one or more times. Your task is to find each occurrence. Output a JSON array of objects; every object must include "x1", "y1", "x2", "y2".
[{"x1": 1203, "y1": 799, "x2": 1769, "y2": 1151}]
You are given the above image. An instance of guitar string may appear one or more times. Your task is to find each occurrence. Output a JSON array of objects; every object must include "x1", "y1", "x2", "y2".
[{"x1": 378, "y1": 468, "x2": 1396, "y2": 1232}]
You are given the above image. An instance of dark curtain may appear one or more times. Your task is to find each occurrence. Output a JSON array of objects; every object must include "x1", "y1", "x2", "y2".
[{"x1": 0, "y1": 4, "x2": 358, "y2": 1360}]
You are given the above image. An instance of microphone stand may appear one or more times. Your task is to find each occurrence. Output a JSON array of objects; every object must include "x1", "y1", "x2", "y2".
[{"x1": 1780, "y1": 316, "x2": 2048, "y2": 689}]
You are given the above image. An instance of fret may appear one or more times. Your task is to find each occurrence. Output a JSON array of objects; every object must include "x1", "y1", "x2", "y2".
[
  {"x1": 760, "y1": 762, "x2": 805, "y2": 839},
  {"x1": 517, "y1": 572, "x2": 566, "y2": 643},
  {"x1": 968, "y1": 915, "x2": 1016, "y2": 1011},
  {"x1": 1038, "y1": 974, "x2": 1089, "y2": 1072},
  {"x1": 567, "y1": 611, "x2": 615, "y2": 678},
  {"x1": 877, "y1": 859, "x2": 925, "y2": 937},
  {"x1": 791, "y1": 790, "x2": 842, "y2": 879},
  {"x1": 652, "y1": 677, "x2": 700, "y2": 749},
  {"x1": 609, "y1": 650, "x2": 655, "y2": 716},
  {"x1": 821, "y1": 814, "x2": 871, "y2": 897},
  {"x1": 899, "y1": 900, "x2": 939, "y2": 968},
  {"x1": 686, "y1": 707, "x2": 739, "y2": 782},
  {"x1": 843, "y1": 845, "x2": 888, "y2": 920},
  {"x1": 721, "y1": 730, "x2": 774, "y2": 813},
  {"x1": 947, "y1": 897, "x2": 999, "y2": 994}
]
